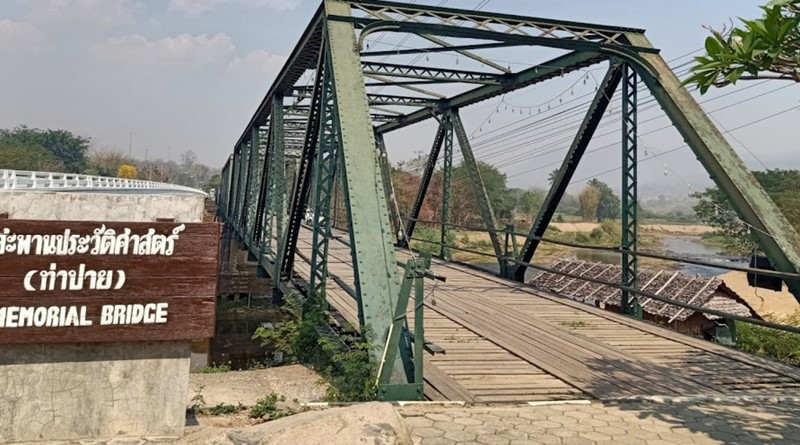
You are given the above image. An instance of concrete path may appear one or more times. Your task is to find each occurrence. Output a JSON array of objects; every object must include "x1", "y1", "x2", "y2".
[
  {"x1": 399, "y1": 400, "x2": 800, "y2": 445},
  {"x1": 11, "y1": 399, "x2": 800, "y2": 444}
]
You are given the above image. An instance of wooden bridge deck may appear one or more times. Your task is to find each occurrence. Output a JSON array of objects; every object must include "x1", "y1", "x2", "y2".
[{"x1": 292, "y1": 229, "x2": 800, "y2": 403}]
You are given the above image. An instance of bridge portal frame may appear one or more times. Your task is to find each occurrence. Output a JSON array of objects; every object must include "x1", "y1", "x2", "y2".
[{"x1": 218, "y1": 0, "x2": 800, "y2": 398}]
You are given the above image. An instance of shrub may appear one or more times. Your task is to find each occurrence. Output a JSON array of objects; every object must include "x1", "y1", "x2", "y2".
[
  {"x1": 736, "y1": 311, "x2": 800, "y2": 366},
  {"x1": 250, "y1": 392, "x2": 286, "y2": 419}
]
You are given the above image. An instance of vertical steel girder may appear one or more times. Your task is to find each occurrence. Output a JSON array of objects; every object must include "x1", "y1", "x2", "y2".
[
  {"x1": 325, "y1": 0, "x2": 406, "y2": 384},
  {"x1": 625, "y1": 33, "x2": 800, "y2": 301},
  {"x1": 261, "y1": 123, "x2": 276, "y2": 255},
  {"x1": 245, "y1": 133, "x2": 262, "y2": 242},
  {"x1": 280, "y1": 41, "x2": 326, "y2": 278},
  {"x1": 514, "y1": 65, "x2": 624, "y2": 282},
  {"x1": 401, "y1": 122, "x2": 446, "y2": 247},
  {"x1": 451, "y1": 110, "x2": 503, "y2": 264},
  {"x1": 270, "y1": 96, "x2": 288, "y2": 290},
  {"x1": 620, "y1": 64, "x2": 639, "y2": 316},
  {"x1": 440, "y1": 113, "x2": 454, "y2": 260},
  {"x1": 309, "y1": 60, "x2": 340, "y2": 298},
  {"x1": 238, "y1": 141, "x2": 253, "y2": 229},
  {"x1": 253, "y1": 127, "x2": 269, "y2": 246}
]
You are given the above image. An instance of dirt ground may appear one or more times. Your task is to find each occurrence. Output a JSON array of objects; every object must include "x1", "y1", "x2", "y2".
[
  {"x1": 549, "y1": 222, "x2": 715, "y2": 235},
  {"x1": 720, "y1": 271, "x2": 800, "y2": 319},
  {"x1": 189, "y1": 365, "x2": 327, "y2": 408}
]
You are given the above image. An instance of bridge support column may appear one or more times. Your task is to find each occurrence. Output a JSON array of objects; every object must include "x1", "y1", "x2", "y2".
[
  {"x1": 440, "y1": 112, "x2": 453, "y2": 261},
  {"x1": 620, "y1": 63, "x2": 640, "y2": 318}
]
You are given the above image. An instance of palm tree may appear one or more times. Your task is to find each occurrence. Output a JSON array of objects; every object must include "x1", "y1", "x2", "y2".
[{"x1": 547, "y1": 168, "x2": 559, "y2": 186}]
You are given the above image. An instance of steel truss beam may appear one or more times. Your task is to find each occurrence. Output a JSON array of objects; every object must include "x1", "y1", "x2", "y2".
[
  {"x1": 362, "y1": 62, "x2": 500, "y2": 85},
  {"x1": 348, "y1": 0, "x2": 642, "y2": 45},
  {"x1": 377, "y1": 51, "x2": 604, "y2": 133},
  {"x1": 451, "y1": 110, "x2": 503, "y2": 264},
  {"x1": 280, "y1": 44, "x2": 327, "y2": 280},
  {"x1": 401, "y1": 121, "x2": 446, "y2": 247},
  {"x1": 514, "y1": 64, "x2": 624, "y2": 281}
]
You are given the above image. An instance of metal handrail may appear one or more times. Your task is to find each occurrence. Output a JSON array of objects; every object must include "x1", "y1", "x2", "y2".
[{"x1": 0, "y1": 169, "x2": 207, "y2": 196}]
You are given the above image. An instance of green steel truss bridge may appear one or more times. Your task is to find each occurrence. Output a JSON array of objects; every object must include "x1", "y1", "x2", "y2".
[{"x1": 218, "y1": 1, "x2": 800, "y2": 402}]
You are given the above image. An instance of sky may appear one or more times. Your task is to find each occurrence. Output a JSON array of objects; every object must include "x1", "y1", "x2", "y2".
[{"x1": 1, "y1": 0, "x2": 798, "y2": 195}]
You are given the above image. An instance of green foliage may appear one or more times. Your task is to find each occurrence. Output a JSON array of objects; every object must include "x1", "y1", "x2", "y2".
[
  {"x1": 321, "y1": 335, "x2": 378, "y2": 402},
  {"x1": 253, "y1": 320, "x2": 301, "y2": 363},
  {"x1": 192, "y1": 362, "x2": 232, "y2": 374},
  {"x1": 190, "y1": 385, "x2": 206, "y2": 412},
  {"x1": 209, "y1": 402, "x2": 246, "y2": 416},
  {"x1": 410, "y1": 226, "x2": 444, "y2": 256},
  {"x1": 0, "y1": 126, "x2": 90, "y2": 172},
  {"x1": 587, "y1": 179, "x2": 620, "y2": 221},
  {"x1": 686, "y1": 0, "x2": 800, "y2": 93},
  {"x1": 736, "y1": 311, "x2": 800, "y2": 366},
  {"x1": 250, "y1": 392, "x2": 286, "y2": 419},
  {"x1": 578, "y1": 186, "x2": 601, "y2": 221},
  {"x1": 0, "y1": 139, "x2": 64, "y2": 171},
  {"x1": 692, "y1": 169, "x2": 800, "y2": 253},
  {"x1": 204, "y1": 174, "x2": 222, "y2": 193},
  {"x1": 252, "y1": 292, "x2": 377, "y2": 402},
  {"x1": 453, "y1": 161, "x2": 514, "y2": 220}
]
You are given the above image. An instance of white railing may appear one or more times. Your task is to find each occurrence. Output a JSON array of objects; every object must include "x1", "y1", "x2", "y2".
[{"x1": 0, "y1": 170, "x2": 207, "y2": 195}]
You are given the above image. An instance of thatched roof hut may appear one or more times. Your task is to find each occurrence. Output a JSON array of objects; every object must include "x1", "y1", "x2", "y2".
[{"x1": 529, "y1": 259, "x2": 760, "y2": 338}]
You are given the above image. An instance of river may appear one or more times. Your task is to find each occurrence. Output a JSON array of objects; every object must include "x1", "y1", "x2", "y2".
[{"x1": 475, "y1": 235, "x2": 746, "y2": 279}]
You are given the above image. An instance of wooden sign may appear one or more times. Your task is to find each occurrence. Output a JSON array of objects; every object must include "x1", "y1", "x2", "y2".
[{"x1": 0, "y1": 220, "x2": 220, "y2": 344}]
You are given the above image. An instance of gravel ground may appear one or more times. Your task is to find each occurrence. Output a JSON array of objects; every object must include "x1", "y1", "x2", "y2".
[{"x1": 188, "y1": 365, "x2": 327, "y2": 407}]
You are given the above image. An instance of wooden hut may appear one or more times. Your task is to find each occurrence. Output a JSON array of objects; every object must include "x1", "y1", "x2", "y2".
[{"x1": 529, "y1": 259, "x2": 760, "y2": 340}]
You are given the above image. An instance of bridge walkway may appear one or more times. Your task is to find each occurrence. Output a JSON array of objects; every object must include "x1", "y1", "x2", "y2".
[{"x1": 291, "y1": 228, "x2": 800, "y2": 403}]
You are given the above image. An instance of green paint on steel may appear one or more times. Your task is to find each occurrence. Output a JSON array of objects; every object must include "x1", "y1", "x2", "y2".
[
  {"x1": 377, "y1": 51, "x2": 603, "y2": 133},
  {"x1": 440, "y1": 112, "x2": 453, "y2": 260},
  {"x1": 309, "y1": 61, "x2": 341, "y2": 298},
  {"x1": 401, "y1": 121, "x2": 445, "y2": 248},
  {"x1": 271, "y1": 95, "x2": 288, "y2": 288},
  {"x1": 324, "y1": 0, "x2": 406, "y2": 384},
  {"x1": 625, "y1": 32, "x2": 800, "y2": 303},
  {"x1": 451, "y1": 109, "x2": 503, "y2": 264},
  {"x1": 514, "y1": 65, "x2": 623, "y2": 282},
  {"x1": 375, "y1": 131, "x2": 400, "y2": 243},
  {"x1": 262, "y1": 119, "x2": 276, "y2": 256},
  {"x1": 620, "y1": 63, "x2": 639, "y2": 317}
]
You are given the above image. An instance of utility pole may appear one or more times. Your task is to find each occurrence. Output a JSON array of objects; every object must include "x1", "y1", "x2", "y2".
[{"x1": 128, "y1": 132, "x2": 133, "y2": 158}]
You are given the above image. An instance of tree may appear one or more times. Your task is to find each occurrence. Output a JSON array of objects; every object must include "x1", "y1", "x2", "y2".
[
  {"x1": 587, "y1": 179, "x2": 621, "y2": 221},
  {"x1": 452, "y1": 161, "x2": 514, "y2": 221},
  {"x1": 117, "y1": 164, "x2": 138, "y2": 179},
  {"x1": 514, "y1": 187, "x2": 546, "y2": 217},
  {"x1": 578, "y1": 186, "x2": 601, "y2": 222},
  {"x1": 0, "y1": 139, "x2": 64, "y2": 171},
  {"x1": 203, "y1": 174, "x2": 222, "y2": 194},
  {"x1": 686, "y1": 0, "x2": 800, "y2": 93},
  {"x1": 547, "y1": 168, "x2": 559, "y2": 186},
  {"x1": 0, "y1": 126, "x2": 89, "y2": 172},
  {"x1": 693, "y1": 169, "x2": 800, "y2": 252},
  {"x1": 85, "y1": 149, "x2": 134, "y2": 177}
]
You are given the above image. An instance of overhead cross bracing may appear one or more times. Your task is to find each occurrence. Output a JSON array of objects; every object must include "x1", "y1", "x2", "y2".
[{"x1": 218, "y1": 0, "x2": 800, "y2": 401}]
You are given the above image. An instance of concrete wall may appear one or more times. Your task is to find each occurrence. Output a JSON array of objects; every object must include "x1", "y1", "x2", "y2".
[
  {"x1": 0, "y1": 191, "x2": 205, "y2": 222},
  {"x1": 0, "y1": 342, "x2": 190, "y2": 442},
  {"x1": 0, "y1": 190, "x2": 207, "y2": 442}
]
